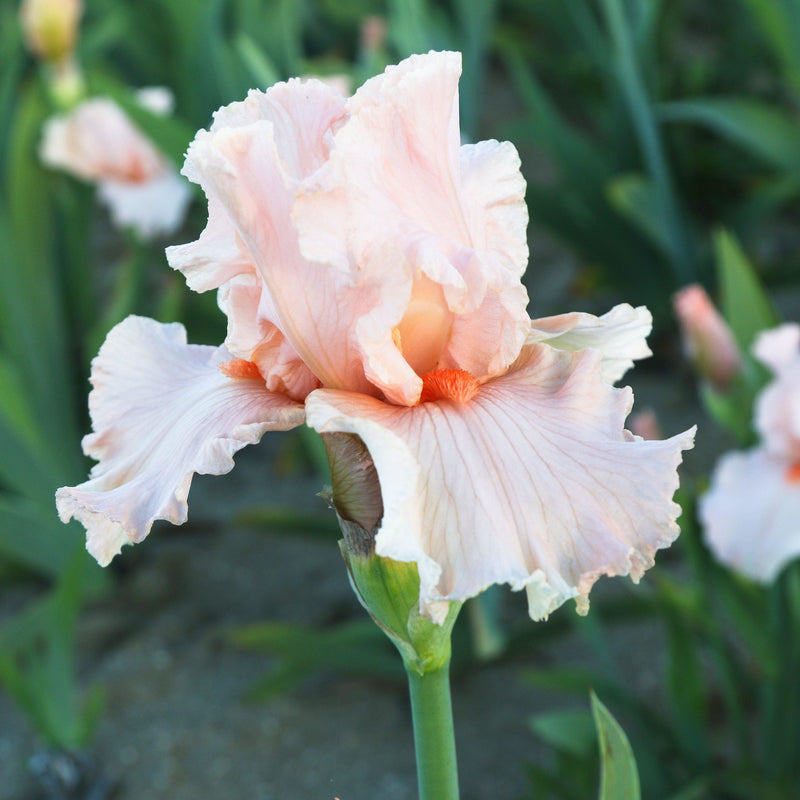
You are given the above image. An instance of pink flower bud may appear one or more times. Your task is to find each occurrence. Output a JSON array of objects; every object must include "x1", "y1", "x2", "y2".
[
  {"x1": 629, "y1": 409, "x2": 663, "y2": 441},
  {"x1": 361, "y1": 16, "x2": 387, "y2": 52},
  {"x1": 19, "y1": 0, "x2": 82, "y2": 63},
  {"x1": 674, "y1": 285, "x2": 741, "y2": 390}
]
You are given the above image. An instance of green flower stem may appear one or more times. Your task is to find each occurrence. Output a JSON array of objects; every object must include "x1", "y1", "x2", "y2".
[{"x1": 406, "y1": 661, "x2": 460, "y2": 800}]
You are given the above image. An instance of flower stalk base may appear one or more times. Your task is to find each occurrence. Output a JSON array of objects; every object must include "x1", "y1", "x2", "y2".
[
  {"x1": 407, "y1": 663, "x2": 460, "y2": 800},
  {"x1": 337, "y1": 514, "x2": 462, "y2": 799}
]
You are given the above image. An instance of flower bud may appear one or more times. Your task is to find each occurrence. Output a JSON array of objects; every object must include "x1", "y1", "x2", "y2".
[
  {"x1": 47, "y1": 58, "x2": 85, "y2": 109},
  {"x1": 340, "y1": 537, "x2": 461, "y2": 674},
  {"x1": 674, "y1": 284, "x2": 742, "y2": 390},
  {"x1": 322, "y1": 431, "x2": 460, "y2": 674},
  {"x1": 361, "y1": 16, "x2": 387, "y2": 53},
  {"x1": 19, "y1": 0, "x2": 83, "y2": 64},
  {"x1": 321, "y1": 432, "x2": 384, "y2": 534},
  {"x1": 629, "y1": 409, "x2": 663, "y2": 441}
]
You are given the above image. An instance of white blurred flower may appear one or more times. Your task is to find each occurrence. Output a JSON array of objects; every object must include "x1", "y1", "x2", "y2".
[
  {"x1": 40, "y1": 90, "x2": 191, "y2": 239},
  {"x1": 700, "y1": 324, "x2": 800, "y2": 581}
]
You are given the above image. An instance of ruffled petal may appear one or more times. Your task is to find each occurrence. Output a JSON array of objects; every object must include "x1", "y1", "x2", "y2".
[
  {"x1": 529, "y1": 304, "x2": 653, "y2": 383},
  {"x1": 165, "y1": 196, "x2": 254, "y2": 292},
  {"x1": 306, "y1": 344, "x2": 694, "y2": 622},
  {"x1": 752, "y1": 325, "x2": 800, "y2": 461},
  {"x1": 700, "y1": 448, "x2": 800, "y2": 582},
  {"x1": 56, "y1": 316, "x2": 305, "y2": 565},
  {"x1": 170, "y1": 82, "x2": 398, "y2": 398},
  {"x1": 459, "y1": 139, "x2": 528, "y2": 276},
  {"x1": 753, "y1": 323, "x2": 800, "y2": 374},
  {"x1": 294, "y1": 52, "x2": 529, "y2": 387},
  {"x1": 40, "y1": 97, "x2": 167, "y2": 183},
  {"x1": 98, "y1": 170, "x2": 192, "y2": 239}
]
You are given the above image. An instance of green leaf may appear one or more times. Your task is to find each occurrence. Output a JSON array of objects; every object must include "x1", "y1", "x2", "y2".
[
  {"x1": 0, "y1": 353, "x2": 48, "y2": 457},
  {"x1": 664, "y1": 778, "x2": 713, "y2": 800},
  {"x1": 607, "y1": 174, "x2": 673, "y2": 259},
  {"x1": 599, "y1": 0, "x2": 695, "y2": 285},
  {"x1": 659, "y1": 98, "x2": 800, "y2": 170},
  {"x1": 0, "y1": 496, "x2": 80, "y2": 577},
  {"x1": 740, "y1": 0, "x2": 800, "y2": 92},
  {"x1": 229, "y1": 619, "x2": 404, "y2": 701},
  {"x1": 529, "y1": 708, "x2": 596, "y2": 757},
  {"x1": 0, "y1": 496, "x2": 107, "y2": 590},
  {"x1": 715, "y1": 230, "x2": 778, "y2": 352},
  {"x1": 591, "y1": 692, "x2": 641, "y2": 800},
  {"x1": 0, "y1": 553, "x2": 104, "y2": 746},
  {"x1": 234, "y1": 33, "x2": 282, "y2": 89},
  {"x1": 699, "y1": 377, "x2": 758, "y2": 446},
  {"x1": 235, "y1": 506, "x2": 338, "y2": 539},
  {"x1": 663, "y1": 609, "x2": 708, "y2": 759}
]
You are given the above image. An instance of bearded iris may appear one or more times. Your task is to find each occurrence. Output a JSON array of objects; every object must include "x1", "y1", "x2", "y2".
[{"x1": 57, "y1": 51, "x2": 694, "y2": 624}]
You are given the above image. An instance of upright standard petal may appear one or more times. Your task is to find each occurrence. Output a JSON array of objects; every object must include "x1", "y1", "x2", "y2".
[
  {"x1": 529, "y1": 304, "x2": 653, "y2": 383},
  {"x1": 700, "y1": 448, "x2": 800, "y2": 582},
  {"x1": 169, "y1": 81, "x2": 404, "y2": 398},
  {"x1": 306, "y1": 344, "x2": 694, "y2": 622},
  {"x1": 293, "y1": 52, "x2": 530, "y2": 395},
  {"x1": 56, "y1": 316, "x2": 305, "y2": 565},
  {"x1": 752, "y1": 323, "x2": 800, "y2": 374},
  {"x1": 753, "y1": 325, "x2": 800, "y2": 462}
]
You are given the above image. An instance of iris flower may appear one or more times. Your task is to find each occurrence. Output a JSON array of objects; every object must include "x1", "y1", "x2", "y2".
[
  {"x1": 700, "y1": 324, "x2": 800, "y2": 581},
  {"x1": 57, "y1": 52, "x2": 694, "y2": 622},
  {"x1": 41, "y1": 88, "x2": 191, "y2": 239}
]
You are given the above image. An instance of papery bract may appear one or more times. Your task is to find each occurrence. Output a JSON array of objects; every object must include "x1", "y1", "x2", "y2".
[
  {"x1": 40, "y1": 89, "x2": 191, "y2": 239},
  {"x1": 58, "y1": 51, "x2": 694, "y2": 621},
  {"x1": 700, "y1": 323, "x2": 800, "y2": 581}
]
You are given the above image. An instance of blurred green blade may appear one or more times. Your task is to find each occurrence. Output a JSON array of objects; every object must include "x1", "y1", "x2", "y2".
[
  {"x1": 659, "y1": 98, "x2": 800, "y2": 170},
  {"x1": 234, "y1": 33, "x2": 281, "y2": 89},
  {"x1": 502, "y1": 48, "x2": 610, "y2": 185},
  {"x1": 607, "y1": 174, "x2": 672, "y2": 259},
  {"x1": 3, "y1": 86, "x2": 83, "y2": 478},
  {"x1": 0, "y1": 554, "x2": 100, "y2": 747},
  {"x1": 0, "y1": 494, "x2": 105, "y2": 593},
  {"x1": 0, "y1": 496, "x2": 86, "y2": 580},
  {"x1": 235, "y1": 505, "x2": 338, "y2": 539},
  {"x1": 230, "y1": 619, "x2": 404, "y2": 700},
  {"x1": 715, "y1": 230, "x2": 778, "y2": 352},
  {"x1": 741, "y1": 0, "x2": 800, "y2": 91},
  {"x1": 591, "y1": 692, "x2": 641, "y2": 800},
  {"x1": 529, "y1": 708, "x2": 596, "y2": 758},
  {"x1": 599, "y1": 0, "x2": 694, "y2": 284}
]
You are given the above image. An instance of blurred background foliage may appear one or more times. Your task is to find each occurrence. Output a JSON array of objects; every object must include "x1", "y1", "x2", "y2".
[{"x1": 1, "y1": 0, "x2": 799, "y2": 798}]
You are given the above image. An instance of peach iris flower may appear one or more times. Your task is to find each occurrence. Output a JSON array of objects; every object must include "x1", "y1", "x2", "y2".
[
  {"x1": 40, "y1": 89, "x2": 191, "y2": 239},
  {"x1": 57, "y1": 52, "x2": 694, "y2": 622},
  {"x1": 700, "y1": 324, "x2": 800, "y2": 581}
]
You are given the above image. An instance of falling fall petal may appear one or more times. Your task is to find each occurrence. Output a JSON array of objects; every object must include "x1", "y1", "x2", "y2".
[
  {"x1": 56, "y1": 317, "x2": 304, "y2": 564},
  {"x1": 700, "y1": 448, "x2": 800, "y2": 582},
  {"x1": 306, "y1": 343, "x2": 695, "y2": 621}
]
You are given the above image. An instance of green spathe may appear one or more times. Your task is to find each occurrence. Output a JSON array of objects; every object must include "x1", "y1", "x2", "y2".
[{"x1": 339, "y1": 522, "x2": 461, "y2": 675}]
